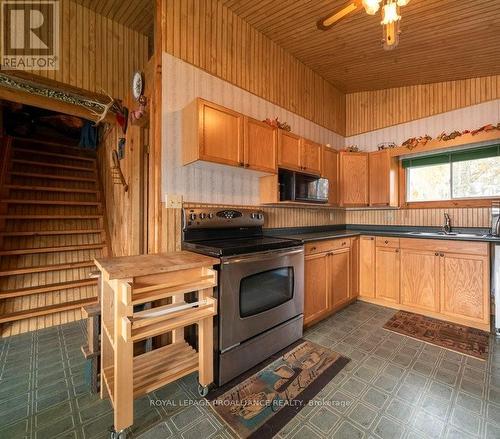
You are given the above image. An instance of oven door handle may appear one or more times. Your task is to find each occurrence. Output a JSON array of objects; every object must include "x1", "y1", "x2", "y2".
[{"x1": 221, "y1": 247, "x2": 304, "y2": 265}]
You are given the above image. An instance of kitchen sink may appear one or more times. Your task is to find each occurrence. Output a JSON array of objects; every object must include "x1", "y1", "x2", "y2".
[{"x1": 408, "y1": 231, "x2": 488, "y2": 238}]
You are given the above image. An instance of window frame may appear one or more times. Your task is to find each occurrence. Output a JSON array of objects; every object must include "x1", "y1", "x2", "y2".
[{"x1": 400, "y1": 158, "x2": 500, "y2": 209}]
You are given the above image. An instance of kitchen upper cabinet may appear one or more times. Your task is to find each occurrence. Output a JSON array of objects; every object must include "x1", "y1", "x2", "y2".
[
  {"x1": 440, "y1": 252, "x2": 489, "y2": 326},
  {"x1": 359, "y1": 236, "x2": 376, "y2": 298},
  {"x1": 339, "y1": 152, "x2": 369, "y2": 206},
  {"x1": 400, "y1": 249, "x2": 440, "y2": 313},
  {"x1": 322, "y1": 146, "x2": 339, "y2": 205},
  {"x1": 369, "y1": 150, "x2": 399, "y2": 207},
  {"x1": 244, "y1": 117, "x2": 277, "y2": 173},
  {"x1": 375, "y1": 246, "x2": 400, "y2": 303},
  {"x1": 301, "y1": 139, "x2": 322, "y2": 175},
  {"x1": 304, "y1": 253, "x2": 330, "y2": 326},
  {"x1": 278, "y1": 131, "x2": 302, "y2": 172},
  {"x1": 183, "y1": 98, "x2": 244, "y2": 167},
  {"x1": 330, "y1": 248, "x2": 351, "y2": 309}
]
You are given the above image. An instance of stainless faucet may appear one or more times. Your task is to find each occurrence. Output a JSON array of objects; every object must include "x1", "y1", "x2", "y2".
[{"x1": 443, "y1": 213, "x2": 452, "y2": 234}]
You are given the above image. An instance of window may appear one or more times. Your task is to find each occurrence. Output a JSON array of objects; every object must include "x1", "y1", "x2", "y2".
[{"x1": 404, "y1": 145, "x2": 500, "y2": 203}]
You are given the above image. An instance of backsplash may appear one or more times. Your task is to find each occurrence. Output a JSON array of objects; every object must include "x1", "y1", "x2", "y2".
[{"x1": 346, "y1": 208, "x2": 491, "y2": 228}]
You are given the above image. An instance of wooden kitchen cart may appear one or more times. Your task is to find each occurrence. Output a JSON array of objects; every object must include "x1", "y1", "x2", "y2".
[{"x1": 93, "y1": 251, "x2": 219, "y2": 438}]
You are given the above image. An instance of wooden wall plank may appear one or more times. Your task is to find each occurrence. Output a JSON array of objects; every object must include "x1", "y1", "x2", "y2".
[
  {"x1": 346, "y1": 75, "x2": 500, "y2": 136},
  {"x1": 163, "y1": 0, "x2": 346, "y2": 136}
]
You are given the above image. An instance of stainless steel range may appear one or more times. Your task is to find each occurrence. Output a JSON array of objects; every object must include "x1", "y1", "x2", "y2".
[{"x1": 182, "y1": 207, "x2": 304, "y2": 385}]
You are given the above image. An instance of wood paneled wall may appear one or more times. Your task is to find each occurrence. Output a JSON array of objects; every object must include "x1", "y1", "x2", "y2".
[
  {"x1": 346, "y1": 208, "x2": 491, "y2": 229},
  {"x1": 163, "y1": 0, "x2": 346, "y2": 136},
  {"x1": 346, "y1": 75, "x2": 500, "y2": 136},
  {"x1": 25, "y1": 0, "x2": 149, "y2": 100},
  {"x1": 162, "y1": 203, "x2": 346, "y2": 252}
]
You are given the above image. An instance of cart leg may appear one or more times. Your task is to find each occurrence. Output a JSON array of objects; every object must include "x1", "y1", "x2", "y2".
[
  {"x1": 198, "y1": 288, "x2": 214, "y2": 388},
  {"x1": 109, "y1": 427, "x2": 127, "y2": 439}
]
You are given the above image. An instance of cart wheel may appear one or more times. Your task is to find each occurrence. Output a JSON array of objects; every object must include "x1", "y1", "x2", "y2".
[
  {"x1": 109, "y1": 428, "x2": 126, "y2": 439},
  {"x1": 198, "y1": 383, "x2": 209, "y2": 397}
]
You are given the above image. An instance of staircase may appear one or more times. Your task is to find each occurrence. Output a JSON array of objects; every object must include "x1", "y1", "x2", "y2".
[{"x1": 0, "y1": 137, "x2": 108, "y2": 337}]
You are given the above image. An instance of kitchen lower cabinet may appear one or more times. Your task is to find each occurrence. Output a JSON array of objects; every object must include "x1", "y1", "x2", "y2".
[
  {"x1": 400, "y1": 249, "x2": 440, "y2": 313},
  {"x1": 440, "y1": 252, "x2": 490, "y2": 327},
  {"x1": 359, "y1": 236, "x2": 375, "y2": 298},
  {"x1": 304, "y1": 253, "x2": 330, "y2": 326},
  {"x1": 303, "y1": 239, "x2": 353, "y2": 327},
  {"x1": 330, "y1": 248, "x2": 351, "y2": 308},
  {"x1": 375, "y1": 247, "x2": 400, "y2": 304}
]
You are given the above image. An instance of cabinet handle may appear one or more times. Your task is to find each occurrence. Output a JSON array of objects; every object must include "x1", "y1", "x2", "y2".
[
  {"x1": 384, "y1": 240, "x2": 389, "y2": 244},
  {"x1": 395, "y1": 249, "x2": 399, "y2": 253},
  {"x1": 311, "y1": 246, "x2": 317, "y2": 251},
  {"x1": 370, "y1": 237, "x2": 374, "y2": 240},
  {"x1": 435, "y1": 252, "x2": 439, "y2": 256},
  {"x1": 342, "y1": 242, "x2": 346, "y2": 246},
  {"x1": 440, "y1": 253, "x2": 445, "y2": 257}
]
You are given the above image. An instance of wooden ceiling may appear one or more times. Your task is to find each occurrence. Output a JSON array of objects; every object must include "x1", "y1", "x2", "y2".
[
  {"x1": 223, "y1": 0, "x2": 500, "y2": 92},
  {"x1": 73, "y1": 0, "x2": 153, "y2": 35}
]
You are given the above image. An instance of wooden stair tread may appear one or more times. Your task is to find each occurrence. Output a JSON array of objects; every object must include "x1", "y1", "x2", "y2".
[
  {"x1": 0, "y1": 260, "x2": 96, "y2": 277},
  {"x1": 0, "y1": 243, "x2": 106, "y2": 256},
  {"x1": 0, "y1": 229, "x2": 104, "y2": 237},
  {"x1": 13, "y1": 138, "x2": 97, "y2": 156},
  {"x1": 10, "y1": 171, "x2": 97, "y2": 182},
  {"x1": 0, "y1": 214, "x2": 103, "y2": 219},
  {"x1": 13, "y1": 147, "x2": 96, "y2": 162},
  {"x1": 0, "y1": 279, "x2": 98, "y2": 299},
  {"x1": 2, "y1": 199, "x2": 101, "y2": 206},
  {"x1": 12, "y1": 159, "x2": 96, "y2": 172},
  {"x1": 4, "y1": 184, "x2": 99, "y2": 194},
  {"x1": 0, "y1": 297, "x2": 97, "y2": 323}
]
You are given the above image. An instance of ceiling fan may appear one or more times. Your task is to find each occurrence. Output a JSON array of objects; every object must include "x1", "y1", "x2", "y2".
[{"x1": 317, "y1": 0, "x2": 410, "y2": 50}]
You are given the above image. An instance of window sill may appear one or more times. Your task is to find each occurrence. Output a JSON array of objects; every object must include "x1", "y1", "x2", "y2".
[{"x1": 402, "y1": 198, "x2": 500, "y2": 209}]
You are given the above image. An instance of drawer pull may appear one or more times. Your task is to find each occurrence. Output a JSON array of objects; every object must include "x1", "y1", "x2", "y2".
[
  {"x1": 342, "y1": 242, "x2": 346, "y2": 246},
  {"x1": 371, "y1": 237, "x2": 374, "y2": 240},
  {"x1": 395, "y1": 249, "x2": 399, "y2": 253},
  {"x1": 435, "y1": 252, "x2": 439, "y2": 256},
  {"x1": 440, "y1": 253, "x2": 445, "y2": 257},
  {"x1": 311, "y1": 246, "x2": 317, "y2": 251},
  {"x1": 384, "y1": 240, "x2": 389, "y2": 244}
]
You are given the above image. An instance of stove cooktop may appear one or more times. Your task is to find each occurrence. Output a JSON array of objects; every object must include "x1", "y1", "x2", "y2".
[{"x1": 182, "y1": 236, "x2": 301, "y2": 257}]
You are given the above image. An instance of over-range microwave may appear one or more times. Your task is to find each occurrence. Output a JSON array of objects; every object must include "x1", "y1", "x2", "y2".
[{"x1": 279, "y1": 170, "x2": 329, "y2": 203}]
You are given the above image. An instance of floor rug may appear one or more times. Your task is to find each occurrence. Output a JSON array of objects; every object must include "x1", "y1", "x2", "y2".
[
  {"x1": 383, "y1": 310, "x2": 489, "y2": 360},
  {"x1": 207, "y1": 340, "x2": 349, "y2": 439}
]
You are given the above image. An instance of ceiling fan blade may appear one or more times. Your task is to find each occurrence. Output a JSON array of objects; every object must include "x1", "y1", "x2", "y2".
[{"x1": 317, "y1": 1, "x2": 361, "y2": 30}]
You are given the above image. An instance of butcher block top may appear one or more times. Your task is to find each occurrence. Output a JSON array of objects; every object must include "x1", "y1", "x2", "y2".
[{"x1": 94, "y1": 251, "x2": 219, "y2": 280}]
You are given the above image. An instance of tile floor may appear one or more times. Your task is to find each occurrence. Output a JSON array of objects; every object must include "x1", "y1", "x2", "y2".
[{"x1": 1, "y1": 301, "x2": 500, "y2": 438}]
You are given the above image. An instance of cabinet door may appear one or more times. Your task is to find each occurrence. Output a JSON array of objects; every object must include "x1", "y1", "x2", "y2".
[
  {"x1": 350, "y1": 237, "x2": 359, "y2": 298},
  {"x1": 330, "y1": 248, "x2": 351, "y2": 309},
  {"x1": 440, "y1": 253, "x2": 490, "y2": 326},
  {"x1": 244, "y1": 117, "x2": 277, "y2": 173},
  {"x1": 400, "y1": 249, "x2": 440, "y2": 312},
  {"x1": 359, "y1": 236, "x2": 376, "y2": 298},
  {"x1": 301, "y1": 139, "x2": 322, "y2": 175},
  {"x1": 200, "y1": 101, "x2": 243, "y2": 166},
  {"x1": 304, "y1": 253, "x2": 330, "y2": 326},
  {"x1": 278, "y1": 131, "x2": 302, "y2": 171},
  {"x1": 375, "y1": 247, "x2": 400, "y2": 303},
  {"x1": 339, "y1": 152, "x2": 369, "y2": 206},
  {"x1": 322, "y1": 146, "x2": 339, "y2": 205},
  {"x1": 369, "y1": 150, "x2": 399, "y2": 207}
]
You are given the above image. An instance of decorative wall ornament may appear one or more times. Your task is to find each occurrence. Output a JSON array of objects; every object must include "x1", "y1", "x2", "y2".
[
  {"x1": 263, "y1": 117, "x2": 291, "y2": 131},
  {"x1": 0, "y1": 73, "x2": 107, "y2": 113},
  {"x1": 344, "y1": 145, "x2": 359, "y2": 152},
  {"x1": 402, "y1": 135, "x2": 432, "y2": 150},
  {"x1": 377, "y1": 141, "x2": 397, "y2": 150}
]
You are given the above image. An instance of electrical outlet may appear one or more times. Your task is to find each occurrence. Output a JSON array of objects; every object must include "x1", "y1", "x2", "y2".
[{"x1": 165, "y1": 194, "x2": 183, "y2": 208}]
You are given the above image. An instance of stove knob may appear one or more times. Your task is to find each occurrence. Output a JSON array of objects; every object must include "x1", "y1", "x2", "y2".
[
  {"x1": 189, "y1": 213, "x2": 197, "y2": 221},
  {"x1": 208, "y1": 213, "x2": 214, "y2": 219},
  {"x1": 257, "y1": 213, "x2": 263, "y2": 220},
  {"x1": 251, "y1": 213, "x2": 257, "y2": 219},
  {"x1": 200, "y1": 213, "x2": 206, "y2": 220}
]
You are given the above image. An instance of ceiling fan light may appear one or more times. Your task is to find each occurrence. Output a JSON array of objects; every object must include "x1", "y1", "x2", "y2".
[
  {"x1": 396, "y1": 0, "x2": 410, "y2": 6},
  {"x1": 362, "y1": 0, "x2": 381, "y2": 15},
  {"x1": 381, "y1": 2, "x2": 401, "y2": 25}
]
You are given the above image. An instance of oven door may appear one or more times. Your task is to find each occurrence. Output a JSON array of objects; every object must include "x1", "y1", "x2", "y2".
[{"x1": 219, "y1": 246, "x2": 304, "y2": 351}]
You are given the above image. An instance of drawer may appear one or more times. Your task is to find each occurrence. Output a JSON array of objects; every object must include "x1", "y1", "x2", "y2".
[
  {"x1": 376, "y1": 237, "x2": 400, "y2": 248},
  {"x1": 399, "y1": 237, "x2": 489, "y2": 256},
  {"x1": 305, "y1": 238, "x2": 351, "y2": 255}
]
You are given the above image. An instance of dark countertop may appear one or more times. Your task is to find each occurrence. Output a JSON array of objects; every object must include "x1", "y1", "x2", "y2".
[{"x1": 266, "y1": 225, "x2": 500, "y2": 244}]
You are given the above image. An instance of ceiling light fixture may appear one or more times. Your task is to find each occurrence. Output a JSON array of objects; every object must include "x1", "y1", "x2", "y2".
[{"x1": 363, "y1": 0, "x2": 409, "y2": 50}]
